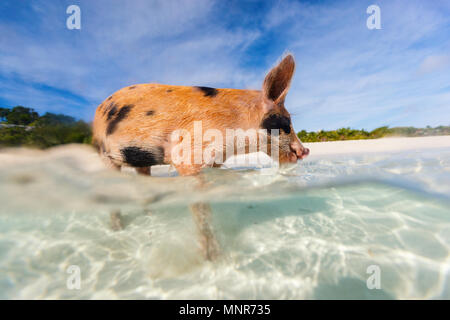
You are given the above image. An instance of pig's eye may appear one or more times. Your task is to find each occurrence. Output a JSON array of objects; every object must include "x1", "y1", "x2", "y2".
[{"x1": 261, "y1": 114, "x2": 291, "y2": 134}]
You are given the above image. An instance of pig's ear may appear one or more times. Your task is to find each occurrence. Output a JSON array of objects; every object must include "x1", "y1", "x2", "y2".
[{"x1": 262, "y1": 54, "x2": 295, "y2": 106}]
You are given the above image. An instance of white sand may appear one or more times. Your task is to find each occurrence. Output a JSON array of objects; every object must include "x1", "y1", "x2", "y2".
[{"x1": 303, "y1": 136, "x2": 450, "y2": 158}]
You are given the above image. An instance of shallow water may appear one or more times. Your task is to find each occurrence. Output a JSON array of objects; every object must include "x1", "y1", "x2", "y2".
[{"x1": 0, "y1": 145, "x2": 449, "y2": 299}]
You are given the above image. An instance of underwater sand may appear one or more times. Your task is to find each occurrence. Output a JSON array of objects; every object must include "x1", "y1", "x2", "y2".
[{"x1": 0, "y1": 137, "x2": 449, "y2": 299}]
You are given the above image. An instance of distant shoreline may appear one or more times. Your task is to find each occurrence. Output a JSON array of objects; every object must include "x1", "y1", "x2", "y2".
[
  {"x1": 2, "y1": 110, "x2": 450, "y2": 157},
  {"x1": 1, "y1": 108, "x2": 449, "y2": 148},
  {"x1": 304, "y1": 136, "x2": 450, "y2": 158},
  {"x1": 1, "y1": 137, "x2": 450, "y2": 174},
  {"x1": 297, "y1": 126, "x2": 450, "y2": 143}
]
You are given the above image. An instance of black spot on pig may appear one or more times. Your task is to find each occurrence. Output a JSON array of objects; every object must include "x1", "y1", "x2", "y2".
[
  {"x1": 103, "y1": 101, "x2": 118, "y2": 116},
  {"x1": 128, "y1": 86, "x2": 136, "y2": 90},
  {"x1": 107, "y1": 96, "x2": 113, "y2": 101},
  {"x1": 195, "y1": 86, "x2": 218, "y2": 97},
  {"x1": 106, "y1": 104, "x2": 133, "y2": 135},
  {"x1": 120, "y1": 146, "x2": 164, "y2": 167},
  {"x1": 106, "y1": 105, "x2": 118, "y2": 120},
  {"x1": 166, "y1": 89, "x2": 173, "y2": 93},
  {"x1": 146, "y1": 110, "x2": 155, "y2": 116},
  {"x1": 261, "y1": 114, "x2": 291, "y2": 135}
]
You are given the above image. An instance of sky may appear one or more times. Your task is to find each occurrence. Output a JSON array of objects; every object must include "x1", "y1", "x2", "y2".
[{"x1": 0, "y1": 0, "x2": 449, "y2": 131}]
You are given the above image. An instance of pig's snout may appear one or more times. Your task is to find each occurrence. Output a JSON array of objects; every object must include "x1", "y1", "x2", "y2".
[{"x1": 290, "y1": 141, "x2": 309, "y2": 161}]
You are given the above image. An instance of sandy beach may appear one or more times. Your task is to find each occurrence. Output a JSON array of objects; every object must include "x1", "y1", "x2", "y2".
[{"x1": 303, "y1": 136, "x2": 450, "y2": 158}]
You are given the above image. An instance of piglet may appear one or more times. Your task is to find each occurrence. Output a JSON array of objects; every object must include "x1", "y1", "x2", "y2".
[
  {"x1": 93, "y1": 54, "x2": 308, "y2": 176},
  {"x1": 93, "y1": 54, "x2": 309, "y2": 260}
]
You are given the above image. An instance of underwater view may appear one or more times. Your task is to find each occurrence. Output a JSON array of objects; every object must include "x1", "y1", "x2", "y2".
[{"x1": 0, "y1": 144, "x2": 449, "y2": 299}]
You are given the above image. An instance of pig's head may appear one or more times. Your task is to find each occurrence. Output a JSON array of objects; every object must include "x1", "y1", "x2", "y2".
[{"x1": 259, "y1": 54, "x2": 309, "y2": 163}]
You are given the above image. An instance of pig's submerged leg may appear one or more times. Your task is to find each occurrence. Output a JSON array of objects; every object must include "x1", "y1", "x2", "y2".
[
  {"x1": 174, "y1": 164, "x2": 221, "y2": 261},
  {"x1": 189, "y1": 202, "x2": 220, "y2": 261}
]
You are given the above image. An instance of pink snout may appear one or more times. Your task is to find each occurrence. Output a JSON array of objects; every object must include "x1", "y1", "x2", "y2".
[{"x1": 289, "y1": 141, "x2": 310, "y2": 162}]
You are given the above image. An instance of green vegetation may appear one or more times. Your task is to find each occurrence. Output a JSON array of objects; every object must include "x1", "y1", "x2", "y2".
[
  {"x1": 298, "y1": 126, "x2": 450, "y2": 142},
  {"x1": 0, "y1": 106, "x2": 92, "y2": 148},
  {"x1": 0, "y1": 106, "x2": 39, "y2": 125}
]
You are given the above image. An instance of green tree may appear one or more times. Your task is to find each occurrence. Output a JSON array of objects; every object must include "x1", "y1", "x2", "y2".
[
  {"x1": 34, "y1": 112, "x2": 76, "y2": 126},
  {"x1": 0, "y1": 127, "x2": 30, "y2": 146},
  {"x1": 6, "y1": 106, "x2": 39, "y2": 125},
  {"x1": 27, "y1": 120, "x2": 92, "y2": 148},
  {"x1": 370, "y1": 126, "x2": 390, "y2": 138},
  {"x1": 0, "y1": 106, "x2": 92, "y2": 149}
]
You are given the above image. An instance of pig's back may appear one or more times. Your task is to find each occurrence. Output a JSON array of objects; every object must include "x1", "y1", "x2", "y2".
[
  {"x1": 93, "y1": 83, "x2": 261, "y2": 141},
  {"x1": 92, "y1": 83, "x2": 261, "y2": 167}
]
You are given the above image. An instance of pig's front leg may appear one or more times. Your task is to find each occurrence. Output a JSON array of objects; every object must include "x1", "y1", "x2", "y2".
[
  {"x1": 189, "y1": 202, "x2": 220, "y2": 261},
  {"x1": 174, "y1": 163, "x2": 221, "y2": 261}
]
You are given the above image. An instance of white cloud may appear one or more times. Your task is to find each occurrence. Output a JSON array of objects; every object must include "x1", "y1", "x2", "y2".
[{"x1": 0, "y1": 0, "x2": 262, "y2": 111}]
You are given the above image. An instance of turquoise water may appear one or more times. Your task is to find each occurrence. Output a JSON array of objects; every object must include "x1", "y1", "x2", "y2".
[{"x1": 0, "y1": 146, "x2": 449, "y2": 299}]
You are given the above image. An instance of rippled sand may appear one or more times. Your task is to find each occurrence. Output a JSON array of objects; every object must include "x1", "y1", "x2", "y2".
[{"x1": 0, "y1": 138, "x2": 449, "y2": 299}]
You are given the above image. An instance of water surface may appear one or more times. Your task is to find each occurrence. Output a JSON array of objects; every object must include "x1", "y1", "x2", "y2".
[{"x1": 0, "y1": 145, "x2": 449, "y2": 299}]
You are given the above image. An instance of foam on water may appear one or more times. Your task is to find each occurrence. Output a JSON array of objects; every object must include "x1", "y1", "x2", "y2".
[{"x1": 0, "y1": 145, "x2": 449, "y2": 299}]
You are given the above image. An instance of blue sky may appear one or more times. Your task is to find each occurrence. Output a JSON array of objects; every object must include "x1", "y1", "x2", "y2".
[{"x1": 1, "y1": 0, "x2": 449, "y2": 131}]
